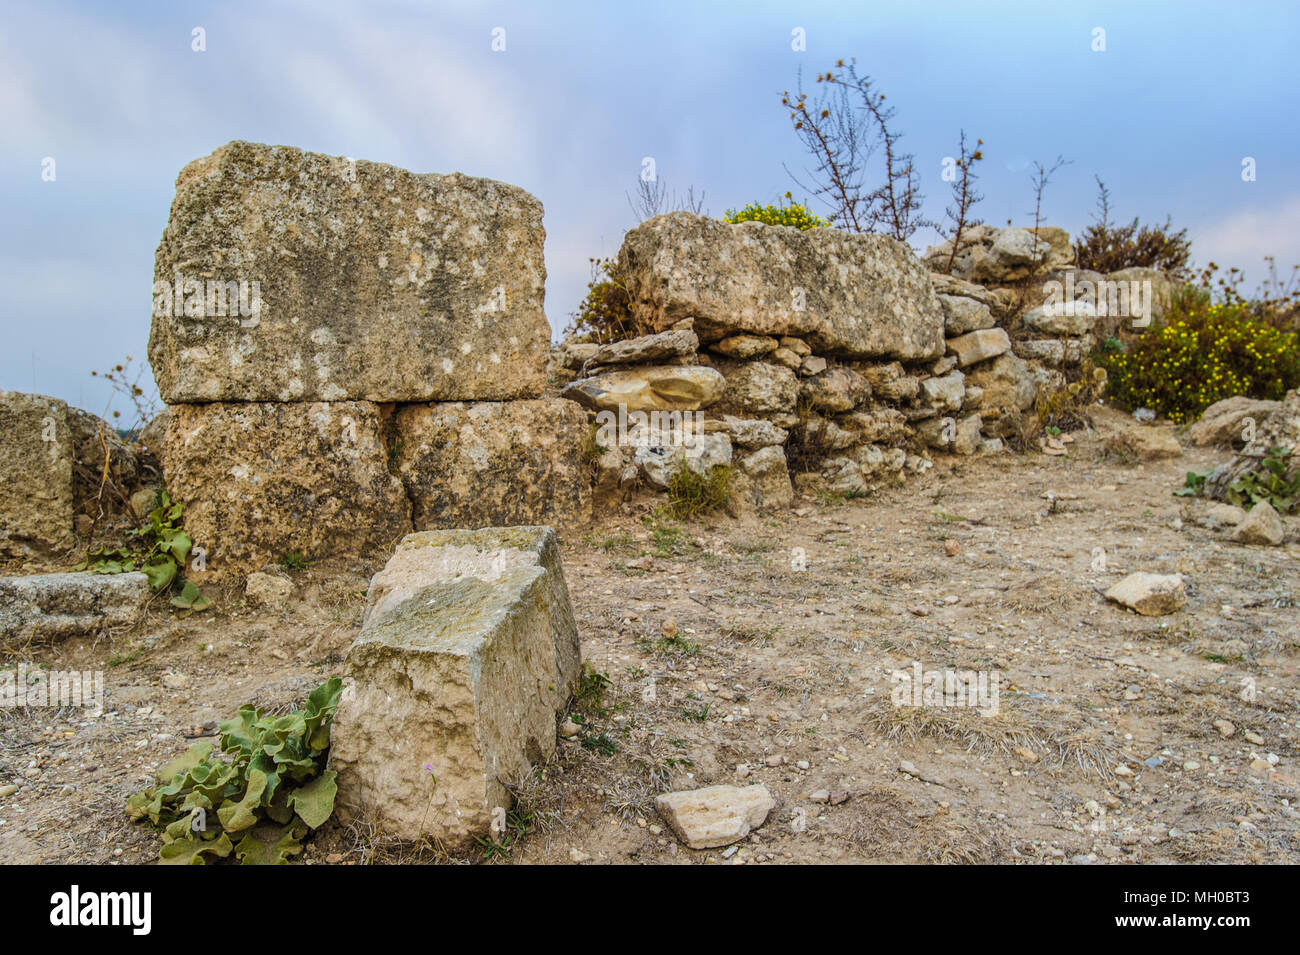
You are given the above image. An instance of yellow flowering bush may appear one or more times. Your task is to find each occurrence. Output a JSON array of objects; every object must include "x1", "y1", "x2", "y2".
[
  {"x1": 1098, "y1": 302, "x2": 1300, "y2": 423},
  {"x1": 722, "y1": 195, "x2": 829, "y2": 231}
]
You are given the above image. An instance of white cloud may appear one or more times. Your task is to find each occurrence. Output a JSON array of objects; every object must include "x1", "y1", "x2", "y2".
[{"x1": 1189, "y1": 195, "x2": 1300, "y2": 284}]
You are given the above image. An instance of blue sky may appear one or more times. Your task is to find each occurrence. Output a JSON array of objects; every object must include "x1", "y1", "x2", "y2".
[{"x1": 3, "y1": 0, "x2": 1297, "y2": 418}]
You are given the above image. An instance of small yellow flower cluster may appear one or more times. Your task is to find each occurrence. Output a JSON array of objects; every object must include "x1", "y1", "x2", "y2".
[
  {"x1": 722, "y1": 200, "x2": 830, "y2": 231},
  {"x1": 1098, "y1": 301, "x2": 1300, "y2": 423}
]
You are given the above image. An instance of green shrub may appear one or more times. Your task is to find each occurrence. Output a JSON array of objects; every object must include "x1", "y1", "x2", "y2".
[
  {"x1": 666, "y1": 464, "x2": 731, "y2": 519},
  {"x1": 1177, "y1": 447, "x2": 1299, "y2": 514},
  {"x1": 567, "y1": 257, "x2": 653, "y2": 343},
  {"x1": 126, "y1": 677, "x2": 342, "y2": 864},
  {"x1": 1074, "y1": 177, "x2": 1191, "y2": 276},
  {"x1": 1096, "y1": 301, "x2": 1300, "y2": 423},
  {"x1": 722, "y1": 194, "x2": 829, "y2": 231}
]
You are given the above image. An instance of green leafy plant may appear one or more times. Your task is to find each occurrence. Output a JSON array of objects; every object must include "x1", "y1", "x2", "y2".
[
  {"x1": 77, "y1": 490, "x2": 210, "y2": 611},
  {"x1": 280, "y1": 550, "x2": 313, "y2": 571},
  {"x1": 126, "y1": 677, "x2": 343, "y2": 864},
  {"x1": 1096, "y1": 301, "x2": 1300, "y2": 423},
  {"x1": 722, "y1": 194, "x2": 830, "y2": 230},
  {"x1": 1176, "y1": 448, "x2": 1297, "y2": 513}
]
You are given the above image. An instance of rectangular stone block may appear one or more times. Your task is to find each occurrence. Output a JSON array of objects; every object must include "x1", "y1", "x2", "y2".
[
  {"x1": 1, "y1": 571, "x2": 151, "y2": 649},
  {"x1": 618, "y1": 212, "x2": 944, "y2": 359},
  {"x1": 329, "y1": 526, "x2": 580, "y2": 845},
  {"x1": 393, "y1": 399, "x2": 592, "y2": 530},
  {"x1": 0, "y1": 391, "x2": 74, "y2": 557},
  {"x1": 148, "y1": 141, "x2": 550, "y2": 403},
  {"x1": 163, "y1": 401, "x2": 412, "y2": 577}
]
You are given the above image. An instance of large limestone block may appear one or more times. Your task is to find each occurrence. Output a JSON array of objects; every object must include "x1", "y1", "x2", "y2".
[
  {"x1": 163, "y1": 402, "x2": 411, "y2": 577},
  {"x1": 946, "y1": 328, "x2": 1011, "y2": 367},
  {"x1": 393, "y1": 399, "x2": 592, "y2": 529},
  {"x1": 0, "y1": 392, "x2": 75, "y2": 556},
  {"x1": 1187, "y1": 396, "x2": 1281, "y2": 447},
  {"x1": 618, "y1": 213, "x2": 944, "y2": 359},
  {"x1": 330, "y1": 527, "x2": 580, "y2": 845},
  {"x1": 1, "y1": 572, "x2": 151, "y2": 649},
  {"x1": 148, "y1": 141, "x2": 550, "y2": 403}
]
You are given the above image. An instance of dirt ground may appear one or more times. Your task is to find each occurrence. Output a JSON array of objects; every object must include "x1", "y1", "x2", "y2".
[{"x1": 2, "y1": 408, "x2": 1297, "y2": 865}]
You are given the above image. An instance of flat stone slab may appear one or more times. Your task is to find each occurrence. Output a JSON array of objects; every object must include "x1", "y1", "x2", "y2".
[
  {"x1": 148, "y1": 140, "x2": 550, "y2": 403},
  {"x1": 654, "y1": 784, "x2": 775, "y2": 849},
  {"x1": 330, "y1": 526, "x2": 580, "y2": 846},
  {"x1": 0, "y1": 572, "x2": 151, "y2": 648}
]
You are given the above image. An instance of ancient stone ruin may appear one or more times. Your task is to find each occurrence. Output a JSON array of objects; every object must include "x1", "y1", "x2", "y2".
[{"x1": 149, "y1": 141, "x2": 590, "y2": 579}]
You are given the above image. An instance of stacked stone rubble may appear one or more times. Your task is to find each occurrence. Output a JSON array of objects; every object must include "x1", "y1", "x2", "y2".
[{"x1": 149, "y1": 142, "x2": 589, "y2": 577}]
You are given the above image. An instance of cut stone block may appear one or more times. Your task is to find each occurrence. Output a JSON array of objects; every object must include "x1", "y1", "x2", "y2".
[
  {"x1": 148, "y1": 140, "x2": 550, "y2": 403},
  {"x1": 330, "y1": 526, "x2": 580, "y2": 846},
  {"x1": 0, "y1": 391, "x2": 75, "y2": 556},
  {"x1": 163, "y1": 401, "x2": 411, "y2": 577},
  {"x1": 393, "y1": 399, "x2": 592, "y2": 530},
  {"x1": 1, "y1": 572, "x2": 151, "y2": 649},
  {"x1": 946, "y1": 328, "x2": 1010, "y2": 367},
  {"x1": 619, "y1": 212, "x2": 944, "y2": 359}
]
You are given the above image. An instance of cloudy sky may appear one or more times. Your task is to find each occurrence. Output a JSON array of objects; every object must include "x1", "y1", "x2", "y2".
[{"x1": 3, "y1": 0, "x2": 1297, "y2": 419}]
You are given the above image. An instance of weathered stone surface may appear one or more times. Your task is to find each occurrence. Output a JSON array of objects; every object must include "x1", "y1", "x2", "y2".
[
  {"x1": 619, "y1": 213, "x2": 945, "y2": 359},
  {"x1": 721, "y1": 362, "x2": 800, "y2": 415},
  {"x1": 769, "y1": 346, "x2": 803, "y2": 371},
  {"x1": 939, "y1": 295, "x2": 995, "y2": 336},
  {"x1": 149, "y1": 140, "x2": 550, "y2": 403},
  {"x1": 1, "y1": 572, "x2": 151, "y2": 648},
  {"x1": 946, "y1": 328, "x2": 1011, "y2": 367},
  {"x1": 1106, "y1": 426, "x2": 1182, "y2": 461},
  {"x1": 844, "y1": 408, "x2": 910, "y2": 444},
  {"x1": 967, "y1": 354, "x2": 1038, "y2": 414},
  {"x1": 394, "y1": 399, "x2": 591, "y2": 530},
  {"x1": 925, "y1": 225, "x2": 1070, "y2": 283},
  {"x1": 589, "y1": 328, "x2": 698, "y2": 367},
  {"x1": 244, "y1": 571, "x2": 294, "y2": 610},
  {"x1": 359, "y1": 527, "x2": 578, "y2": 690},
  {"x1": 929, "y1": 272, "x2": 999, "y2": 309},
  {"x1": 330, "y1": 527, "x2": 579, "y2": 846},
  {"x1": 1022, "y1": 301, "x2": 1098, "y2": 336},
  {"x1": 635, "y1": 433, "x2": 733, "y2": 490},
  {"x1": 920, "y1": 371, "x2": 966, "y2": 412},
  {"x1": 654, "y1": 784, "x2": 774, "y2": 849},
  {"x1": 800, "y1": 368, "x2": 869, "y2": 414},
  {"x1": 560, "y1": 365, "x2": 724, "y2": 412},
  {"x1": 1013, "y1": 338, "x2": 1091, "y2": 366},
  {"x1": 1187, "y1": 396, "x2": 1281, "y2": 447},
  {"x1": 1232, "y1": 501, "x2": 1285, "y2": 546},
  {"x1": 710, "y1": 416, "x2": 788, "y2": 449},
  {"x1": 1105, "y1": 572, "x2": 1187, "y2": 616},
  {"x1": 735, "y1": 446, "x2": 794, "y2": 511},
  {"x1": 1105, "y1": 267, "x2": 1174, "y2": 326},
  {"x1": 163, "y1": 401, "x2": 411, "y2": 577},
  {"x1": 711, "y1": 334, "x2": 778, "y2": 359},
  {"x1": 0, "y1": 392, "x2": 75, "y2": 556}
]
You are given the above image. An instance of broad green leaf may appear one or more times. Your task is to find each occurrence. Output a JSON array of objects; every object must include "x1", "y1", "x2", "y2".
[
  {"x1": 288, "y1": 770, "x2": 337, "y2": 829},
  {"x1": 155, "y1": 742, "x2": 213, "y2": 785},
  {"x1": 217, "y1": 768, "x2": 269, "y2": 833},
  {"x1": 234, "y1": 822, "x2": 307, "y2": 865},
  {"x1": 159, "y1": 832, "x2": 232, "y2": 865},
  {"x1": 143, "y1": 558, "x2": 177, "y2": 592}
]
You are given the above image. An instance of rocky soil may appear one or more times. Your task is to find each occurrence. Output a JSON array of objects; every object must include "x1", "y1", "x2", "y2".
[{"x1": 2, "y1": 411, "x2": 1297, "y2": 865}]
